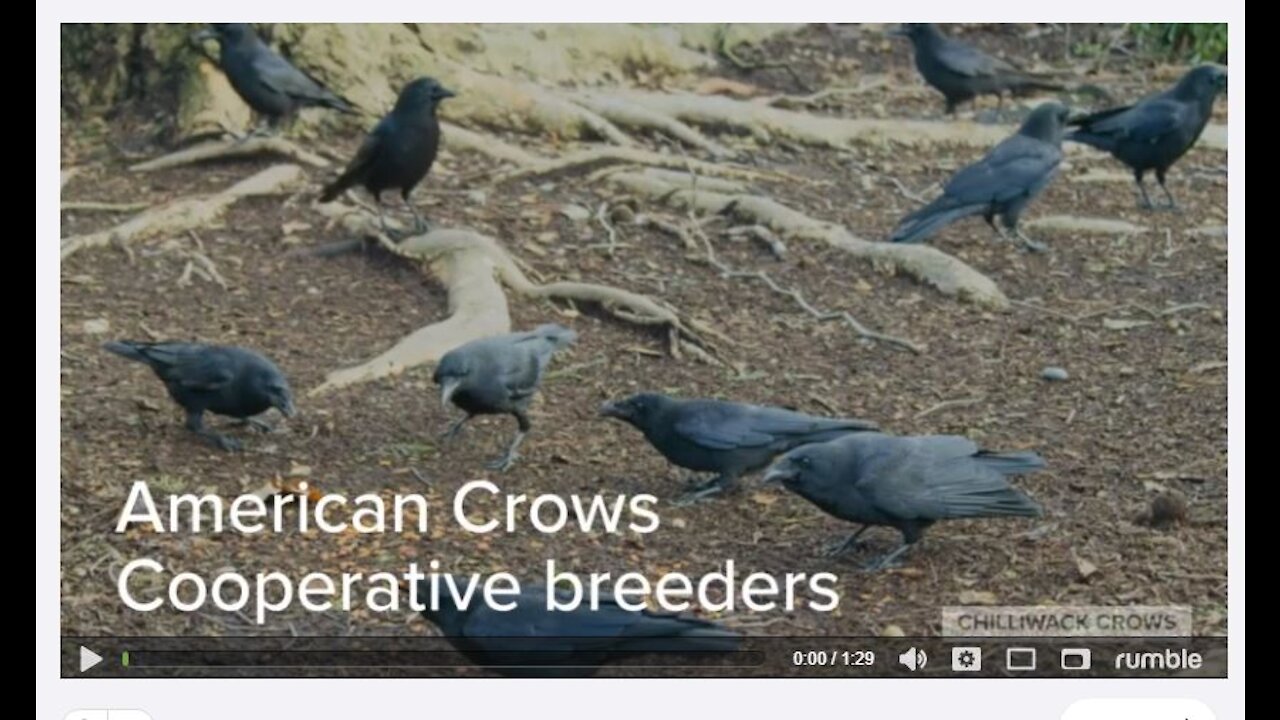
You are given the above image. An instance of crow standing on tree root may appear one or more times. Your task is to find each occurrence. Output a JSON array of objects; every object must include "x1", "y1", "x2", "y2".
[
  {"x1": 599, "y1": 393, "x2": 878, "y2": 505},
  {"x1": 192, "y1": 24, "x2": 357, "y2": 133},
  {"x1": 416, "y1": 577, "x2": 741, "y2": 678},
  {"x1": 434, "y1": 324, "x2": 577, "y2": 472},
  {"x1": 102, "y1": 341, "x2": 297, "y2": 451},
  {"x1": 1067, "y1": 64, "x2": 1227, "y2": 210},
  {"x1": 763, "y1": 433, "x2": 1045, "y2": 571},
  {"x1": 891, "y1": 23, "x2": 1066, "y2": 115},
  {"x1": 320, "y1": 77, "x2": 454, "y2": 235},
  {"x1": 888, "y1": 101, "x2": 1070, "y2": 252}
]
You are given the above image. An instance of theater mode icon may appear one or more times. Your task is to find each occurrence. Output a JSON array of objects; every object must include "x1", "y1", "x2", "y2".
[{"x1": 1005, "y1": 647, "x2": 1036, "y2": 671}]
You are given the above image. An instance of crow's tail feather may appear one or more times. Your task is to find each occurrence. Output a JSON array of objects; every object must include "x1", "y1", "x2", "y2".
[
  {"x1": 976, "y1": 450, "x2": 1047, "y2": 476},
  {"x1": 1065, "y1": 129, "x2": 1118, "y2": 154},
  {"x1": 531, "y1": 324, "x2": 578, "y2": 352},
  {"x1": 102, "y1": 340, "x2": 150, "y2": 364},
  {"x1": 889, "y1": 197, "x2": 985, "y2": 244}
]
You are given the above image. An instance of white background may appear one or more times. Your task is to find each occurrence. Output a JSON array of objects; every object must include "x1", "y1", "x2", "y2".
[{"x1": 37, "y1": 4, "x2": 1244, "y2": 718}]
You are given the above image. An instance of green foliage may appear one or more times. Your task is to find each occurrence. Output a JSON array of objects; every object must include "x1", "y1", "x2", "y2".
[{"x1": 1130, "y1": 23, "x2": 1228, "y2": 63}]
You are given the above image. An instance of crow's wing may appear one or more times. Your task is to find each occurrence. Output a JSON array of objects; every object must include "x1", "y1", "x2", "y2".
[
  {"x1": 934, "y1": 38, "x2": 1013, "y2": 78},
  {"x1": 166, "y1": 349, "x2": 238, "y2": 392},
  {"x1": 320, "y1": 120, "x2": 389, "y2": 200},
  {"x1": 943, "y1": 135, "x2": 1061, "y2": 204},
  {"x1": 249, "y1": 48, "x2": 339, "y2": 105},
  {"x1": 675, "y1": 404, "x2": 871, "y2": 451},
  {"x1": 858, "y1": 435, "x2": 1038, "y2": 520},
  {"x1": 1083, "y1": 98, "x2": 1190, "y2": 144}
]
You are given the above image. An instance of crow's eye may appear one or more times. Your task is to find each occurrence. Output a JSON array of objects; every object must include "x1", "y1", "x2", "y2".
[{"x1": 795, "y1": 456, "x2": 812, "y2": 468}]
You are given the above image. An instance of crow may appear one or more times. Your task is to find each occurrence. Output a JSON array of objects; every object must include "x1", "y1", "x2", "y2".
[
  {"x1": 892, "y1": 23, "x2": 1065, "y2": 115},
  {"x1": 416, "y1": 577, "x2": 741, "y2": 678},
  {"x1": 103, "y1": 341, "x2": 296, "y2": 451},
  {"x1": 434, "y1": 324, "x2": 576, "y2": 471},
  {"x1": 764, "y1": 432, "x2": 1044, "y2": 570},
  {"x1": 888, "y1": 101, "x2": 1070, "y2": 251},
  {"x1": 1067, "y1": 64, "x2": 1226, "y2": 210},
  {"x1": 319, "y1": 76, "x2": 454, "y2": 234},
  {"x1": 192, "y1": 23, "x2": 356, "y2": 132},
  {"x1": 599, "y1": 393, "x2": 878, "y2": 505}
]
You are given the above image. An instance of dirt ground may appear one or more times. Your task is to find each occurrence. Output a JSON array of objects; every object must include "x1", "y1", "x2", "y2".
[{"x1": 60, "y1": 24, "x2": 1228, "y2": 640}]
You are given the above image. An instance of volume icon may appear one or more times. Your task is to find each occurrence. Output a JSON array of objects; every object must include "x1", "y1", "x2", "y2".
[{"x1": 898, "y1": 647, "x2": 927, "y2": 671}]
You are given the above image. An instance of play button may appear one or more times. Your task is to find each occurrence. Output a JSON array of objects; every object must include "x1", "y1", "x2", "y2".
[{"x1": 79, "y1": 646, "x2": 104, "y2": 673}]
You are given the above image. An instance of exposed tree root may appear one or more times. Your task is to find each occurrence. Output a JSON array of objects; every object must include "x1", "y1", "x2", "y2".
[
  {"x1": 613, "y1": 169, "x2": 1008, "y2": 308},
  {"x1": 568, "y1": 91, "x2": 734, "y2": 158},
  {"x1": 602, "y1": 91, "x2": 1013, "y2": 149},
  {"x1": 715, "y1": 25, "x2": 812, "y2": 93},
  {"x1": 60, "y1": 164, "x2": 303, "y2": 260},
  {"x1": 638, "y1": 214, "x2": 923, "y2": 353},
  {"x1": 309, "y1": 220, "x2": 730, "y2": 395},
  {"x1": 489, "y1": 145, "x2": 781, "y2": 185},
  {"x1": 1024, "y1": 215, "x2": 1149, "y2": 235},
  {"x1": 61, "y1": 201, "x2": 150, "y2": 213},
  {"x1": 129, "y1": 137, "x2": 331, "y2": 172}
]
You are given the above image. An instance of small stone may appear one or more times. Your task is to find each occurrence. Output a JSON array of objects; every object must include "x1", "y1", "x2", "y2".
[
  {"x1": 558, "y1": 204, "x2": 591, "y2": 222},
  {"x1": 1041, "y1": 366, "x2": 1069, "y2": 382},
  {"x1": 82, "y1": 318, "x2": 110, "y2": 335}
]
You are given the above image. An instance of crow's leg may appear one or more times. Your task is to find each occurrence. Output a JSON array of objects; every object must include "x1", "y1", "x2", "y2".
[
  {"x1": 821, "y1": 525, "x2": 869, "y2": 557},
  {"x1": 185, "y1": 409, "x2": 242, "y2": 451},
  {"x1": 440, "y1": 414, "x2": 472, "y2": 441},
  {"x1": 673, "y1": 474, "x2": 735, "y2": 506},
  {"x1": 1155, "y1": 168, "x2": 1180, "y2": 211},
  {"x1": 1012, "y1": 228, "x2": 1048, "y2": 253},
  {"x1": 403, "y1": 191, "x2": 429, "y2": 234},
  {"x1": 1133, "y1": 170, "x2": 1155, "y2": 209},
  {"x1": 987, "y1": 213, "x2": 1014, "y2": 245},
  {"x1": 375, "y1": 198, "x2": 393, "y2": 237},
  {"x1": 486, "y1": 411, "x2": 530, "y2": 471},
  {"x1": 231, "y1": 417, "x2": 275, "y2": 433},
  {"x1": 862, "y1": 542, "x2": 914, "y2": 571}
]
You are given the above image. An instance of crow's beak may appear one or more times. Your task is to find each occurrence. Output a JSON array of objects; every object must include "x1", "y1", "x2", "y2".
[
  {"x1": 598, "y1": 400, "x2": 625, "y2": 419},
  {"x1": 279, "y1": 398, "x2": 298, "y2": 419},
  {"x1": 761, "y1": 464, "x2": 795, "y2": 486},
  {"x1": 437, "y1": 87, "x2": 457, "y2": 100},
  {"x1": 439, "y1": 378, "x2": 461, "y2": 409}
]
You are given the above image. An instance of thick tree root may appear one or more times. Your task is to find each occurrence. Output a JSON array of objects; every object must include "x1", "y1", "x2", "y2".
[
  {"x1": 604, "y1": 91, "x2": 1013, "y2": 149},
  {"x1": 612, "y1": 169, "x2": 1008, "y2": 308},
  {"x1": 129, "y1": 137, "x2": 331, "y2": 172},
  {"x1": 567, "y1": 91, "x2": 734, "y2": 157},
  {"x1": 1024, "y1": 215, "x2": 1149, "y2": 235},
  {"x1": 309, "y1": 221, "x2": 729, "y2": 395},
  {"x1": 639, "y1": 214, "x2": 923, "y2": 353},
  {"x1": 60, "y1": 164, "x2": 303, "y2": 260}
]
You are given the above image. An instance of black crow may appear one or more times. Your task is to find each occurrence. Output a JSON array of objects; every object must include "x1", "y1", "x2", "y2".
[
  {"x1": 103, "y1": 341, "x2": 296, "y2": 451},
  {"x1": 889, "y1": 101, "x2": 1070, "y2": 251},
  {"x1": 416, "y1": 577, "x2": 741, "y2": 678},
  {"x1": 892, "y1": 23, "x2": 1065, "y2": 114},
  {"x1": 319, "y1": 76, "x2": 454, "y2": 234},
  {"x1": 434, "y1": 324, "x2": 576, "y2": 471},
  {"x1": 192, "y1": 23, "x2": 356, "y2": 132},
  {"x1": 1067, "y1": 64, "x2": 1226, "y2": 209},
  {"x1": 764, "y1": 432, "x2": 1044, "y2": 570},
  {"x1": 599, "y1": 393, "x2": 877, "y2": 505}
]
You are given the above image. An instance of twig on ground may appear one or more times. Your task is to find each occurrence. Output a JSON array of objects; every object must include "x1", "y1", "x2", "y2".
[{"x1": 914, "y1": 396, "x2": 984, "y2": 420}]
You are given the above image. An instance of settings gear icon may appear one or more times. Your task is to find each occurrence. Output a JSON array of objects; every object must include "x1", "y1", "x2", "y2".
[{"x1": 952, "y1": 646, "x2": 983, "y2": 672}]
